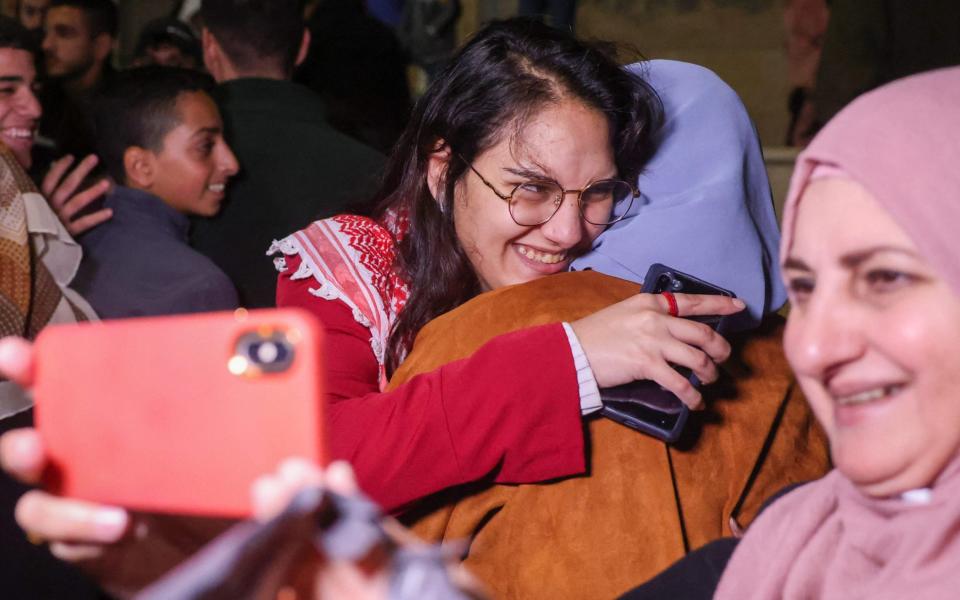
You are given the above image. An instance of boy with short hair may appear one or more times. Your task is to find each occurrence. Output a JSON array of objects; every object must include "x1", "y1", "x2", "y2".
[{"x1": 73, "y1": 65, "x2": 239, "y2": 318}]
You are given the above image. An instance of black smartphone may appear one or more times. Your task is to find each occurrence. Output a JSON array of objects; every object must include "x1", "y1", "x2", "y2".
[{"x1": 598, "y1": 264, "x2": 735, "y2": 442}]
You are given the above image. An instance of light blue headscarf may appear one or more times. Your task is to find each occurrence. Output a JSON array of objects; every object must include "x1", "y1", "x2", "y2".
[{"x1": 572, "y1": 60, "x2": 786, "y2": 331}]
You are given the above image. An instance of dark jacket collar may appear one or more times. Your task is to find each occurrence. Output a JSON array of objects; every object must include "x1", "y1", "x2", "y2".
[
  {"x1": 104, "y1": 186, "x2": 190, "y2": 241},
  {"x1": 215, "y1": 77, "x2": 327, "y2": 120}
]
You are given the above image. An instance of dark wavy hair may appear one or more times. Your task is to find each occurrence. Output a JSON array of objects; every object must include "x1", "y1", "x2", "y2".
[{"x1": 373, "y1": 18, "x2": 662, "y2": 373}]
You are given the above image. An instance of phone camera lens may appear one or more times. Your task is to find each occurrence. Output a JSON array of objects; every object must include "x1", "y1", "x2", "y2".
[
  {"x1": 257, "y1": 342, "x2": 277, "y2": 363},
  {"x1": 248, "y1": 340, "x2": 291, "y2": 367},
  {"x1": 658, "y1": 273, "x2": 684, "y2": 292},
  {"x1": 234, "y1": 331, "x2": 295, "y2": 375}
]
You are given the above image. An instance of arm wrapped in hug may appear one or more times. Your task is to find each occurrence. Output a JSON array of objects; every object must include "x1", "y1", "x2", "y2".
[{"x1": 390, "y1": 270, "x2": 830, "y2": 600}]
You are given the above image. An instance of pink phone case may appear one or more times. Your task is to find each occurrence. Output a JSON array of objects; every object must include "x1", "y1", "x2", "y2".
[{"x1": 33, "y1": 308, "x2": 327, "y2": 518}]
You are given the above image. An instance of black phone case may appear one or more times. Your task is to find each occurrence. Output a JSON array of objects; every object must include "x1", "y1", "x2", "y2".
[
  {"x1": 599, "y1": 382, "x2": 690, "y2": 442},
  {"x1": 598, "y1": 263, "x2": 735, "y2": 443}
]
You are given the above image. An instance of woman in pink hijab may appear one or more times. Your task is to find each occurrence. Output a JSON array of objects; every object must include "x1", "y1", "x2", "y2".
[
  {"x1": 715, "y1": 66, "x2": 960, "y2": 599},
  {"x1": 621, "y1": 65, "x2": 960, "y2": 600}
]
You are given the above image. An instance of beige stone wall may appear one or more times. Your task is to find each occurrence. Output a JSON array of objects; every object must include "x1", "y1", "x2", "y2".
[{"x1": 461, "y1": 0, "x2": 790, "y2": 146}]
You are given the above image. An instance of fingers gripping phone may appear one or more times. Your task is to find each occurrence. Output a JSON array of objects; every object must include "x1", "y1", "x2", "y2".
[
  {"x1": 599, "y1": 264, "x2": 735, "y2": 443},
  {"x1": 32, "y1": 309, "x2": 328, "y2": 518}
]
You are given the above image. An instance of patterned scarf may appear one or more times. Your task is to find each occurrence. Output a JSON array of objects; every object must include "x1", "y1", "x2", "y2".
[
  {"x1": 0, "y1": 145, "x2": 96, "y2": 417},
  {"x1": 270, "y1": 213, "x2": 410, "y2": 390}
]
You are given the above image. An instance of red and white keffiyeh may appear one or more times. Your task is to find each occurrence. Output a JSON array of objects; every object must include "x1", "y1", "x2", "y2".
[{"x1": 269, "y1": 214, "x2": 409, "y2": 389}]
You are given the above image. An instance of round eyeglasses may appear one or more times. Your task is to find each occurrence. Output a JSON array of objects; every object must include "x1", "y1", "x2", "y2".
[{"x1": 463, "y1": 161, "x2": 638, "y2": 227}]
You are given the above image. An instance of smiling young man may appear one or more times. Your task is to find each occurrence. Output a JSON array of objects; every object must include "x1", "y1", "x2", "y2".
[
  {"x1": 0, "y1": 11, "x2": 113, "y2": 237},
  {"x1": 0, "y1": 28, "x2": 41, "y2": 168},
  {"x1": 72, "y1": 66, "x2": 240, "y2": 319}
]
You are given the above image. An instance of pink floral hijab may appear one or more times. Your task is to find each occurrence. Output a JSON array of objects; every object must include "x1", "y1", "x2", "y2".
[{"x1": 716, "y1": 66, "x2": 960, "y2": 600}]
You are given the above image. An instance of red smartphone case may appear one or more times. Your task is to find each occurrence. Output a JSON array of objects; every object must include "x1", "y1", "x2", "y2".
[{"x1": 33, "y1": 309, "x2": 327, "y2": 518}]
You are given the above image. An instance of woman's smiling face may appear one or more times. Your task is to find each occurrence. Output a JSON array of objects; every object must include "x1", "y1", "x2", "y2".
[
  {"x1": 450, "y1": 99, "x2": 615, "y2": 291},
  {"x1": 783, "y1": 177, "x2": 960, "y2": 497}
]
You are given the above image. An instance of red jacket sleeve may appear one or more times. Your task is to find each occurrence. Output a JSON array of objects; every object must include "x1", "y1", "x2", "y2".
[{"x1": 277, "y1": 255, "x2": 586, "y2": 512}]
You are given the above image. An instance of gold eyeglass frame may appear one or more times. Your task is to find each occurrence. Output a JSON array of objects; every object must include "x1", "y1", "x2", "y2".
[{"x1": 460, "y1": 157, "x2": 639, "y2": 227}]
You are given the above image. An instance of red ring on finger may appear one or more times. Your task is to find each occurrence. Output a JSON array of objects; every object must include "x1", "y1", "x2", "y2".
[{"x1": 661, "y1": 291, "x2": 679, "y2": 317}]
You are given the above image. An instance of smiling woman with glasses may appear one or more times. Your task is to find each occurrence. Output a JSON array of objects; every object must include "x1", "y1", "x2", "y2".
[{"x1": 267, "y1": 16, "x2": 742, "y2": 510}]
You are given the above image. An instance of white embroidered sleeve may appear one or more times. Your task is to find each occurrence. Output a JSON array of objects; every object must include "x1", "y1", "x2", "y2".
[{"x1": 561, "y1": 322, "x2": 602, "y2": 415}]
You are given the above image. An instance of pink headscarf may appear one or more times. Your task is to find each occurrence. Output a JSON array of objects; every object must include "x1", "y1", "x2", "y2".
[
  {"x1": 716, "y1": 66, "x2": 960, "y2": 599},
  {"x1": 781, "y1": 65, "x2": 960, "y2": 293}
]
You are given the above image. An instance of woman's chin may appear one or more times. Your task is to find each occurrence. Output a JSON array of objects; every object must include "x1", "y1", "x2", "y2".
[{"x1": 835, "y1": 450, "x2": 937, "y2": 498}]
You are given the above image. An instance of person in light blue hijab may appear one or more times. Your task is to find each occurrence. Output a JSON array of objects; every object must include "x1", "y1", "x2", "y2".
[{"x1": 573, "y1": 60, "x2": 786, "y2": 332}]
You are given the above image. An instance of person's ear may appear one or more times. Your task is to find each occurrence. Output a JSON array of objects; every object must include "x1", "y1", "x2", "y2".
[
  {"x1": 92, "y1": 33, "x2": 113, "y2": 64},
  {"x1": 201, "y1": 29, "x2": 224, "y2": 81},
  {"x1": 123, "y1": 147, "x2": 156, "y2": 189},
  {"x1": 295, "y1": 28, "x2": 311, "y2": 68},
  {"x1": 427, "y1": 140, "x2": 452, "y2": 210}
]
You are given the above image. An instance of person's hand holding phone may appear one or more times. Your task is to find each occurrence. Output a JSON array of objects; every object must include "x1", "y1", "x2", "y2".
[
  {"x1": 0, "y1": 337, "x2": 224, "y2": 598},
  {"x1": 571, "y1": 292, "x2": 745, "y2": 410}
]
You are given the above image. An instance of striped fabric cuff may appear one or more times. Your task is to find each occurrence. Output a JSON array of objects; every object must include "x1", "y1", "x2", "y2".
[{"x1": 561, "y1": 322, "x2": 603, "y2": 415}]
